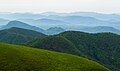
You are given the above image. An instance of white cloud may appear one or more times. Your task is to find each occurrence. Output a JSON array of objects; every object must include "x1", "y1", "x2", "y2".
[{"x1": 0, "y1": 0, "x2": 120, "y2": 13}]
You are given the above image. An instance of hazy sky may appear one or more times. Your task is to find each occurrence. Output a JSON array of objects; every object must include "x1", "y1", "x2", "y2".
[{"x1": 0, "y1": 0, "x2": 120, "y2": 13}]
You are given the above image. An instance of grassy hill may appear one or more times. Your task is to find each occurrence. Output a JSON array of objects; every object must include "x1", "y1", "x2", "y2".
[
  {"x1": 0, "y1": 27, "x2": 45, "y2": 44},
  {"x1": 0, "y1": 43, "x2": 109, "y2": 71}
]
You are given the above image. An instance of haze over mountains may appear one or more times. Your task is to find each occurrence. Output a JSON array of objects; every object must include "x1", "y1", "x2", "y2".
[
  {"x1": 0, "y1": 12, "x2": 120, "y2": 35},
  {"x1": 0, "y1": 12, "x2": 120, "y2": 29},
  {"x1": 1, "y1": 20, "x2": 120, "y2": 35}
]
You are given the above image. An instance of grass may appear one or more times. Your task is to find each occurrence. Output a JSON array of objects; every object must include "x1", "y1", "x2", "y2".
[{"x1": 0, "y1": 43, "x2": 110, "y2": 71}]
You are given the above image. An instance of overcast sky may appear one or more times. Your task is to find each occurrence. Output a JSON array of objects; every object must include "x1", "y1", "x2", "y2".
[{"x1": 0, "y1": 0, "x2": 120, "y2": 13}]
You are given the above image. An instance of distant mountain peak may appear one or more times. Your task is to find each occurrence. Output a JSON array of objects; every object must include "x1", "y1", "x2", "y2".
[
  {"x1": 46, "y1": 27, "x2": 65, "y2": 35},
  {"x1": 7, "y1": 20, "x2": 30, "y2": 26},
  {"x1": 1, "y1": 20, "x2": 45, "y2": 34}
]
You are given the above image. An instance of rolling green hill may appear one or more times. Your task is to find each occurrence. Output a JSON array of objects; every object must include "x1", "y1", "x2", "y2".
[
  {"x1": 0, "y1": 43, "x2": 109, "y2": 71},
  {"x1": 0, "y1": 27, "x2": 45, "y2": 44},
  {"x1": 27, "y1": 31, "x2": 120, "y2": 71}
]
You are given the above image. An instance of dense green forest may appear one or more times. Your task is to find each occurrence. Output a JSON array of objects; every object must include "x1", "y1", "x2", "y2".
[
  {"x1": 27, "y1": 31, "x2": 120, "y2": 71},
  {"x1": 0, "y1": 43, "x2": 110, "y2": 71},
  {"x1": 59, "y1": 31, "x2": 120, "y2": 71}
]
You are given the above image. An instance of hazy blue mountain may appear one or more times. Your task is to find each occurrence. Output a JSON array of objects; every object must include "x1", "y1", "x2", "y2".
[
  {"x1": 41, "y1": 12, "x2": 120, "y2": 22},
  {"x1": 0, "y1": 13, "x2": 45, "y2": 20},
  {"x1": 46, "y1": 27, "x2": 65, "y2": 35},
  {"x1": 18, "y1": 18, "x2": 69, "y2": 29},
  {"x1": 78, "y1": 26, "x2": 120, "y2": 34},
  {"x1": 43, "y1": 15, "x2": 118, "y2": 28},
  {"x1": 0, "y1": 18, "x2": 10, "y2": 25},
  {"x1": 68, "y1": 12, "x2": 120, "y2": 22},
  {"x1": 59, "y1": 16, "x2": 102, "y2": 24},
  {"x1": 40, "y1": 12, "x2": 120, "y2": 29},
  {"x1": 38, "y1": 18, "x2": 67, "y2": 25},
  {"x1": 0, "y1": 25, "x2": 5, "y2": 28},
  {"x1": 38, "y1": 19, "x2": 70, "y2": 29},
  {"x1": 1, "y1": 20, "x2": 45, "y2": 33}
]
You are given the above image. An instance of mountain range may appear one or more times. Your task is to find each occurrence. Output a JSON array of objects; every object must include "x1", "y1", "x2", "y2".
[
  {"x1": 0, "y1": 21, "x2": 66, "y2": 35},
  {"x1": 1, "y1": 20, "x2": 120, "y2": 35},
  {"x1": 0, "y1": 12, "x2": 120, "y2": 30}
]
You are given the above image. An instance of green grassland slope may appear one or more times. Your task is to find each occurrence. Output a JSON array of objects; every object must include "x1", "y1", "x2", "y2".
[{"x1": 0, "y1": 43, "x2": 109, "y2": 71}]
